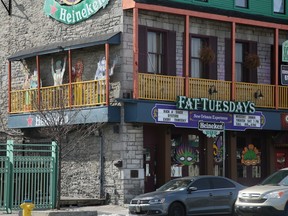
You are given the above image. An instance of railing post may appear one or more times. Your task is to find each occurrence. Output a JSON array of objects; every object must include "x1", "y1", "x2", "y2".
[
  {"x1": 5, "y1": 140, "x2": 13, "y2": 213},
  {"x1": 51, "y1": 142, "x2": 58, "y2": 208}
]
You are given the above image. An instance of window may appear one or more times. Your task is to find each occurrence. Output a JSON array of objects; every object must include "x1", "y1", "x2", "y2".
[
  {"x1": 147, "y1": 31, "x2": 163, "y2": 74},
  {"x1": 190, "y1": 36, "x2": 217, "y2": 79},
  {"x1": 225, "y1": 39, "x2": 258, "y2": 83},
  {"x1": 274, "y1": 0, "x2": 285, "y2": 13},
  {"x1": 235, "y1": 42, "x2": 244, "y2": 82},
  {"x1": 235, "y1": 0, "x2": 248, "y2": 8},
  {"x1": 191, "y1": 37, "x2": 206, "y2": 78},
  {"x1": 138, "y1": 25, "x2": 176, "y2": 75},
  {"x1": 192, "y1": 178, "x2": 211, "y2": 190},
  {"x1": 211, "y1": 178, "x2": 235, "y2": 189}
]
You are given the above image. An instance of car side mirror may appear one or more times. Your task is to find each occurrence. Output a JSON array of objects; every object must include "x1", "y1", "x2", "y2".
[{"x1": 187, "y1": 186, "x2": 197, "y2": 193}]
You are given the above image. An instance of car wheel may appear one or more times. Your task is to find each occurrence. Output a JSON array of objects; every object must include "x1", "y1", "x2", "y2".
[{"x1": 168, "y1": 202, "x2": 185, "y2": 216}]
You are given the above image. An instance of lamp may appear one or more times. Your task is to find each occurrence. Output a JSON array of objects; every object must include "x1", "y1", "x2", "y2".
[
  {"x1": 254, "y1": 89, "x2": 263, "y2": 99},
  {"x1": 208, "y1": 85, "x2": 217, "y2": 95}
]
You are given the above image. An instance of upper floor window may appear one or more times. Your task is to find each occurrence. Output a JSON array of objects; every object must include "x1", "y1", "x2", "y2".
[
  {"x1": 225, "y1": 39, "x2": 258, "y2": 83},
  {"x1": 274, "y1": 0, "x2": 285, "y2": 13},
  {"x1": 235, "y1": 0, "x2": 248, "y2": 8},
  {"x1": 138, "y1": 25, "x2": 176, "y2": 75},
  {"x1": 147, "y1": 31, "x2": 163, "y2": 74},
  {"x1": 190, "y1": 35, "x2": 217, "y2": 79},
  {"x1": 235, "y1": 42, "x2": 244, "y2": 82}
]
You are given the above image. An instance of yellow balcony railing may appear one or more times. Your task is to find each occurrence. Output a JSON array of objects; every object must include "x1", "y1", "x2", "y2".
[
  {"x1": 138, "y1": 73, "x2": 185, "y2": 101},
  {"x1": 138, "y1": 73, "x2": 288, "y2": 110},
  {"x1": 188, "y1": 78, "x2": 231, "y2": 101},
  {"x1": 235, "y1": 82, "x2": 275, "y2": 108},
  {"x1": 10, "y1": 79, "x2": 107, "y2": 113},
  {"x1": 279, "y1": 86, "x2": 288, "y2": 109}
]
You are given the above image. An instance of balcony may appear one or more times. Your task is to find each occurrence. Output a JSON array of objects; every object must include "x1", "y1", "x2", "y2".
[
  {"x1": 138, "y1": 73, "x2": 288, "y2": 110},
  {"x1": 9, "y1": 79, "x2": 118, "y2": 114}
]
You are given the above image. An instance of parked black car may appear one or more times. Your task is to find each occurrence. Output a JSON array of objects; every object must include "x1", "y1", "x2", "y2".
[{"x1": 129, "y1": 175, "x2": 246, "y2": 216}]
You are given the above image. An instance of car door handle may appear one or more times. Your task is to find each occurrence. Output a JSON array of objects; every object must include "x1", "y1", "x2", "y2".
[
  {"x1": 209, "y1": 193, "x2": 213, "y2": 196},
  {"x1": 229, "y1": 192, "x2": 233, "y2": 196}
]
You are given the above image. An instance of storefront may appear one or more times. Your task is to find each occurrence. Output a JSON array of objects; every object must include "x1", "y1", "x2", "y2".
[{"x1": 125, "y1": 97, "x2": 286, "y2": 192}]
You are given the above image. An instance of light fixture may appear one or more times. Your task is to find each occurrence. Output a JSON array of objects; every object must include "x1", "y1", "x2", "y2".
[
  {"x1": 254, "y1": 89, "x2": 263, "y2": 99},
  {"x1": 208, "y1": 85, "x2": 217, "y2": 95}
]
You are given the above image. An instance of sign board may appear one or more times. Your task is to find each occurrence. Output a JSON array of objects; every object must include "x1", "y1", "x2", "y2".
[
  {"x1": 44, "y1": 0, "x2": 110, "y2": 24},
  {"x1": 198, "y1": 121, "x2": 224, "y2": 131},
  {"x1": 281, "y1": 65, "x2": 288, "y2": 85},
  {"x1": 282, "y1": 40, "x2": 288, "y2": 62},
  {"x1": 152, "y1": 104, "x2": 265, "y2": 131}
]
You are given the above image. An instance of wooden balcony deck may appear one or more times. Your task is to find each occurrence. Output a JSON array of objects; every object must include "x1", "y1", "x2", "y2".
[
  {"x1": 138, "y1": 73, "x2": 288, "y2": 110},
  {"x1": 10, "y1": 80, "x2": 107, "y2": 113}
]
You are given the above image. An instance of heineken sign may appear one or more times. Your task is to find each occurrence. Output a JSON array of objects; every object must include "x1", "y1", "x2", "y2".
[
  {"x1": 176, "y1": 96, "x2": 256, "y2": 114},
  {"x1": 43, "y1": 0, "x2": 110, "y2": 24}
]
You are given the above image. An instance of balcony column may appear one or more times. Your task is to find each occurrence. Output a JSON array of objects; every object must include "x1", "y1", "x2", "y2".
[
  {"x1": 133, "y1": 7, "x2": 139, "y2": 99},
  {"x1": 274, "y1": 28, "x2": 279, "y2": 109},
  {"x1": 185, "y1": 15, "x2": 190, "y2": 96},
  {"x1": 231, "y1": 22, "x2": 236, "y2": 101},
  {"x1": 36, "y1": 55, "x2": 41, "y2": 108},
  {"x1": 105, "y1": 43, "x2": 110, "y2": 105}
]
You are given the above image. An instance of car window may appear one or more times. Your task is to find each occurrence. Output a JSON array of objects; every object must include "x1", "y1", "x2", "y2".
[
  {"x1": 211, "y1": 178, "x2": 235, "y2": 189},
  {"x1": 158, "y1": 179, "x2": 192, "y2": 191},
  {"x1": 191, "y1": 178, "x2": 211, "y2": 190},
  {"x1": 261, "y1": 170, "x2": 288, "y2": 186}
]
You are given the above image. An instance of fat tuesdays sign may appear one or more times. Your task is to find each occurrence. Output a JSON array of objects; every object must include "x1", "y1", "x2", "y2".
[
  {"x1": 177, "y1": 96, "x2": 256, "y2": 114},
  {"x1": 43, "y1": 0, "x2": 109, "y2": 24}
]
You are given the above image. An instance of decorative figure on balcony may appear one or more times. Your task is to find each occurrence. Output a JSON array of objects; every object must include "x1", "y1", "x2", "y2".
[
  {"x1": 51, "y1": 56, "x2": 67, "y2": 86},
  {"x1": 94, "y1": 57, "x2": 116, "y2": 80},
  {"x1": 94, "y1": 56, "x2": 117, "y2": 103},
  {"x1": 22, "y1": 60, "x2": 31, "y2": 111},
  {"x1": 30, "y1": 69, "x2": 42, "y2": 89},
  {"x1": 72, "y1": 59, "x2": 84, "y2": 105}
]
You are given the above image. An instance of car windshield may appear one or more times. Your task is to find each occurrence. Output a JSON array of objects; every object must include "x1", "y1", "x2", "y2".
[
  {"x1": 157, "y1": 179, "x2": 192, "y2": 191},
  {"x1": 260, "y1": 170, "x2": 288, "y2": 186}
]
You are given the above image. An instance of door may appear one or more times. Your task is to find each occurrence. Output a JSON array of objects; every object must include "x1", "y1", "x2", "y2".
[{"x1": 186, "y1": 178, "x2": 214, "y2": 215}]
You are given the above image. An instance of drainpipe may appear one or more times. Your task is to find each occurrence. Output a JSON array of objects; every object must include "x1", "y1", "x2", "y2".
[{"x1": 99, "y1": 129, "x2": 105, "y2": 199}]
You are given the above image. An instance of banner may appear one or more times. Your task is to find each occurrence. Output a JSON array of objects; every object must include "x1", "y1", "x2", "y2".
[{"x1": 43, "y1": 0, "x2": 110, "y2": 24}]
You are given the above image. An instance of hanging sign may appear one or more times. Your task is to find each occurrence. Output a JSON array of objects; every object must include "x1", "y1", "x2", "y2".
[{"x1": 43, "y1": 0, "x2": 110, "y2": 24}]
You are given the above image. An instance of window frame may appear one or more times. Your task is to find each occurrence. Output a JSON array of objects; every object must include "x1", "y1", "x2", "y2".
[
  {"x1": 235, "y1": 0, "x2": 248, "y2": 8},
  {"x1": 138, "y1": 25, "x2": 176, "y2": 76},
  {"x1": 274, "y1": 0, "x2": 285, "y2": 14},
  {"x1": 147, "y1": 30, "x2": 164, "y2": 74},
  {"x1": 189, "y1": 34, "x2": 217, "y2": 80}
]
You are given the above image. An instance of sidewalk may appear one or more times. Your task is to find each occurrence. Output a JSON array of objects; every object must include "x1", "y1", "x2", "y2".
[{"x1": 0, "y1": 205, "x2": 129, "y2": 216}]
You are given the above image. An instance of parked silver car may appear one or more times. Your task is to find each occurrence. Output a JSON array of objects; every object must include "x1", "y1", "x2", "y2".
[
  {"x1": 235, "y1": 168, "x2": 288, "y2": 216},
  {"x1": 129, "y1": 175, "x2": 245, "y2": 216}
]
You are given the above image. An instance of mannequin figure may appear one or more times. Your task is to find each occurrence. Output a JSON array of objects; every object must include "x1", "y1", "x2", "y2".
[
  {"x1": 72, "y1": 59, "x2": 84, "y2": 105},
  {"x1": 51, "y1": 56, "x2": 67, "y2": 86},
  {"x1": 94, "y1": 57, "x2": 116, "y2": 80}
]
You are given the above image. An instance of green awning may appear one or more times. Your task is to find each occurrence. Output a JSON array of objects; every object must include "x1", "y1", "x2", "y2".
[{"x1": 8, "y1": 31, "x2": 121, "y2": 61}]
